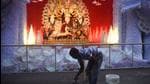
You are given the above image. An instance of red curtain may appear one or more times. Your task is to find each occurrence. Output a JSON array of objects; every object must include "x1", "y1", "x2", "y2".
[
  {"x1": 27, "y1": 0, "x2": 47, "y2": 41},
  {"x1": 27, "y1": 0, "x2": 113, "y2": 43}
]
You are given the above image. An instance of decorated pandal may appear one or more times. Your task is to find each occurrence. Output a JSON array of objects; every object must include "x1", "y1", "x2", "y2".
[
  {"x1": 24, "y1": 0, "x2": 118, "y2": 45},
  {"x1": 42, "y1": 0, "x2": 90, "y2": 44}
]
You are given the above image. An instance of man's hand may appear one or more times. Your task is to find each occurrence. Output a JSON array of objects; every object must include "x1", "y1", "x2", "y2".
[{"x1": 73, "y1": 59, "x2": 84, "y2": 81}]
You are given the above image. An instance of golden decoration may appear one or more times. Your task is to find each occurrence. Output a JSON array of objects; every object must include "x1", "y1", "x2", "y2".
[{"x1": 42, "y1": 0, "x2": 90, "y2": 44}]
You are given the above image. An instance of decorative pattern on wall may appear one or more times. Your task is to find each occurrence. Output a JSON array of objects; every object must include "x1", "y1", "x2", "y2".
[
  {"x1": 42, "y1": 0, "x2": 90, "y2": 44},
  {"x1": 135, "y1": 2, "x2": 150, "y2": 34}
]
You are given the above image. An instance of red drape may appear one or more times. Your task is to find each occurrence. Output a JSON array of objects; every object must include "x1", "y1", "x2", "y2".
[{"x1": 27, "y1": 0, "x2": 113, "y2": 43}]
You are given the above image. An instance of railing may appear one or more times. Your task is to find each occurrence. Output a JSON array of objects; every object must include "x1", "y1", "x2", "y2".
[{"x1": 1, "y1": 43, "x2": 150, "y2": 73}]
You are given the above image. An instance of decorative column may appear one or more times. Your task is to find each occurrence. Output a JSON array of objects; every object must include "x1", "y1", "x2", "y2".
[
  {"x1": 1, "y1": 0, "x2": 28, "y2": 45},
  {"x1": 18, "y1": 0, "x2": 29, "y2": 44},
  {"x1": 1, "y1": 0, "x2": 28, "y2": 73},
  {"x1": 113, "y1": 0, "x2": 122, "y2": 43},
  {"x1": 135, "y1": 0, "x2": 150, "y2": 60},
  {"x1": 119, "y1": 0, "x2": 143, "y2": 60}
]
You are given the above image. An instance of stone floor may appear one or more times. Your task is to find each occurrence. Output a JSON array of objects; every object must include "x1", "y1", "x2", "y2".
[{"x1": 1, "y1": 68, "x2": 150, "y2": 84}]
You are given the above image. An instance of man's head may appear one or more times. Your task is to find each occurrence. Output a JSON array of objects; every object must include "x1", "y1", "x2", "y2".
[{"x1": 69, "y1": 47, "x2": 80, "y2": 59}]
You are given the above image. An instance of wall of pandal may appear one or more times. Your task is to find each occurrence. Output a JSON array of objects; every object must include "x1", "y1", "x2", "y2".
[
  {"x1": 1, "y1": 0, "x2": 150, "y2": 73},
  {"x1": 114, "y1": 0, "x2": 150, "y2": 60}
]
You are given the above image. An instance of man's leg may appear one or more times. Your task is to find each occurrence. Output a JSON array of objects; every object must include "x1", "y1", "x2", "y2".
[
  {"x1": 85, "y1": 59, "x2": 94, "y2": 84},
  {"x1": 86, "y1": 52, "x2": 103, "y2": 84},
  {"x1": 90, "y1": 58, "x2": 102, "y2": 84},
  {"x1": 85, "y1": 60, "x2": 99, "y2": 84}
]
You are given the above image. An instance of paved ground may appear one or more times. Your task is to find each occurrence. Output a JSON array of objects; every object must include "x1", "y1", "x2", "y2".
[{"x1": 1, "y1": 68, "x2": 150, "y2": 84}]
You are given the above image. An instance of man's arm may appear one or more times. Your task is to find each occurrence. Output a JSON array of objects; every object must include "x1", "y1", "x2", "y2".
[{"x1": 74, "y1": 59, "x2": 84, "y2": 81}]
